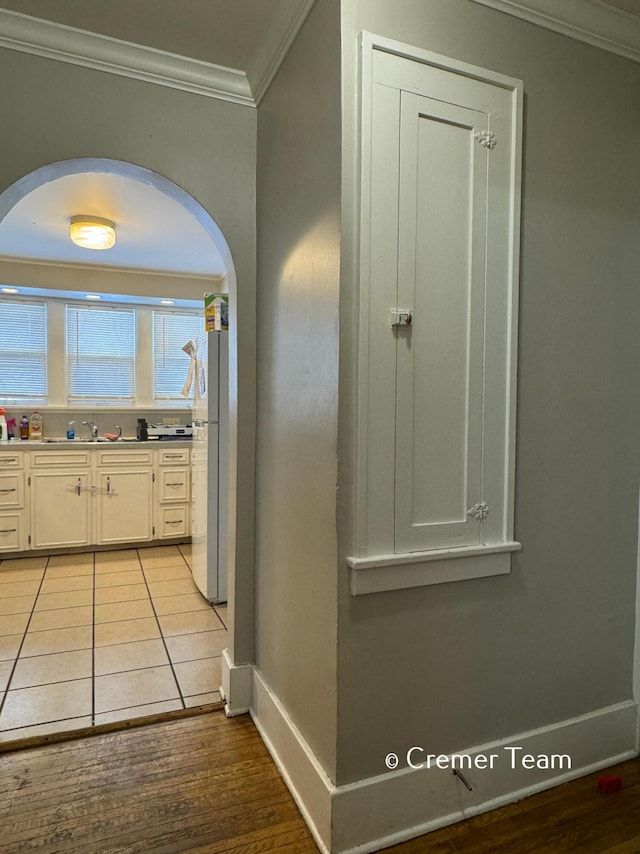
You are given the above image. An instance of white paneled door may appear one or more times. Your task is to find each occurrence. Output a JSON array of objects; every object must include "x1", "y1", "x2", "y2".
[{"x1": 356, "y1": 40, "x2": 522, "y2": 573}]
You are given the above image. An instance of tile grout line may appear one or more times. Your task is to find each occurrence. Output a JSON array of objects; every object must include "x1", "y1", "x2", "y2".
[
  {"x1": 137, "y1": 547, "x2": 187, "y2": 711},
  {"x1": 1, "y1": 548, "x2": 222, "y2": 737},
  {"x1": 0, "y1": 556, "x2": 51, "y2": 724}
]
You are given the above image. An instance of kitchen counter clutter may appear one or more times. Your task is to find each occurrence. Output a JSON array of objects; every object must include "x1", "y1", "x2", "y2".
[
  {"x1": 0, "y1": 439, "x2": 192, "y2": 448},
  {"x1": 0, "y1": 442, "x2": 192, "y2": 555}
]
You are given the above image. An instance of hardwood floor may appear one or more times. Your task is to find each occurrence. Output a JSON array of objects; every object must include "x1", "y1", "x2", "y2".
[{"x1": 2, "y1": 709, "x2": 640, "y2": 853}]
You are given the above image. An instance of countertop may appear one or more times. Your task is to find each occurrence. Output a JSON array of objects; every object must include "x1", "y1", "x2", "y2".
[{"x1": 0, "y1": 439, "x2": 193, "y2": 450}]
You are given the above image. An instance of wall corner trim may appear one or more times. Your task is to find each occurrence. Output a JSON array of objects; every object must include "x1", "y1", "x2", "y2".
[
  {"x1": 221, "y1": 649, "x2": 253, "y2": 716},
  {"x1": 470, "y1": 0, "x2": 640, "y2": 63},
  {"x1": 0, "y1": 8, "x2": 255, "y2": 106}
]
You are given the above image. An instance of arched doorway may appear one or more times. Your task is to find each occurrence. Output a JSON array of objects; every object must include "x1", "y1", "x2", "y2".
[{"x1": 0, "y1": 157, "x2": 250, "y2": 722}]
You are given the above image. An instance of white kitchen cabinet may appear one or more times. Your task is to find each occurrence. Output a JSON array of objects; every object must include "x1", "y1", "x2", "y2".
[
  {"x1": 31, "y1": 470, "x2": 92, "y2": 549},
  {"x1": 96, "y1": 468, "x2": 154, "y2": 545},
  {"x1": 159, "y1": 505, "x2": 190, "y2": 539},
  {"x1": 0, "y1": 449, "x2": 28, "y2": 552},
  {"x1": 0, "y1": 443, "x2": 192, "y2": 555},
  {"x1": 157, "y1": 447, "x2": 190, "y2": 541}
]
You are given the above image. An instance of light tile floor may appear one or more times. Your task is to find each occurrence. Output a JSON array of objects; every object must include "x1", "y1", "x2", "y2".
[{"x1": 0, "y1": 544, "x2": 227, "y2": 744}]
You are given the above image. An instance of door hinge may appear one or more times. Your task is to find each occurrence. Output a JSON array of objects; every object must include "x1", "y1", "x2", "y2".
[
  {"x1": 152, "y1": 472, "x2": 155, "y2": 482},
  {"x1": 467, "y1": 502, "x2": 489, "y2": 521},
  {"x1": 152, "y1": 526, "x2": 155, "y2": 536},
  {"x1": 28, "y1": 534, "x2": 31, "y2": 544},
  {"x1": 28, "y1": 476, "x2": 31, "y2": 487},
  {"x1": 390, "y1": 308, "x2": 413, "y2": 329}
]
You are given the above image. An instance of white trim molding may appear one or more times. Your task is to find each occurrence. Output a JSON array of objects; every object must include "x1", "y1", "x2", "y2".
[
  {"x1": 0, "y1": 9, "x2": 254, "y2": 106},
  {"x1": 251, "y1": 667, "x2": 638, "y2": 854},
  {"x1": 0, "y1": 3, "x2": 318, "y2": 107},
  {"x1": 348, "y1": 542, "x2": 522, "y2": 595},
  {"x1": 220, "y1": 648, "x2": 253, "y2": 717},
  {"x1": 471, "y1": 0, "x2": 640, "y2": 63}
]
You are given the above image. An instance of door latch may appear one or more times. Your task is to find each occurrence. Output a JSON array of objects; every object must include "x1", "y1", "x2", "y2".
[{"x1": 390, "y1": 309, "x2": 413, "y2": 329}]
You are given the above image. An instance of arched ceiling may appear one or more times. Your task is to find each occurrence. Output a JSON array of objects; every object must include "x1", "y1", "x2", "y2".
[{"x1": 0, "y1": 171, "x2": 225, "y2": 276}]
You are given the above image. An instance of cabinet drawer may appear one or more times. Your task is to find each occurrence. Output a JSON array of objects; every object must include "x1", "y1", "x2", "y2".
[
  {"x1": 98, "y1": 449, "x2": 153, "y2": 466},
  {"x1": 160, "y1": 506, "x2": 189, "y2": 539},
  {"x1": 159, "y1": 448, "x2": 190, "y2": 465},
  {"x1": 0, "y1": 451, "x2": 25, "y2": 469},
  {"x1": 0, "y1": 512, "x2": 24, "y2": 552},
  {"x1": 31, "y1": 450, "x2": 91, "y2": 468},
  {"x1": 0, "y1": 472, "x2": 24, "y2": 509},
  {"x1": 160, "y1": 467, "x2": 189, "y2": 503}
]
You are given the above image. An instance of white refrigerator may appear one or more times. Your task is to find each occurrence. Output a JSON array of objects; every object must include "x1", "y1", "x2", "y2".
[{"x1": 191, "y1": 331, "x2": 228, "y2": 603}]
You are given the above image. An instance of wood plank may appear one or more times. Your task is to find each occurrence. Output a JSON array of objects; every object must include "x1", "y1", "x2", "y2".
[{"x1": 3, "y1": 709, "x2": 640, "y2": 854}]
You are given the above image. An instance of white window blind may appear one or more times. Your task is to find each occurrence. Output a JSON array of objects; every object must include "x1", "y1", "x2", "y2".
[
  {"x1": 66, "y1": 304, "x2": 135, "y2": 404},
  {"x1": 153, "y1": 310, "x2": 203, "y2": 401},
  {"x1": 0, "y1": 299, "x2": 47, "y2": 404}
]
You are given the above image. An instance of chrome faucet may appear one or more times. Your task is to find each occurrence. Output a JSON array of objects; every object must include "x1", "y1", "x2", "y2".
[{"x1": 82, "y1": 420, "x2": 98, "y2": 439}]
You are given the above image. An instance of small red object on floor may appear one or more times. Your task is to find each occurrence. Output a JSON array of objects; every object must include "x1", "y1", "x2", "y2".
[{"x1": 598, "y1": 774, "x2": 622, "y2": 793}]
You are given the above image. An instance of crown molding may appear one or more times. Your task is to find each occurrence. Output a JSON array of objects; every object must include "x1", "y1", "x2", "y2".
[
  {"x1": 471, "y1": 0, "x2": 640, "y2": 63},
  {"x1": 249, "y1": 0, "x2": 318, "y2": 105},
  {"x1": 0, "y1": 8, "x2": 255, "y2": 107}
]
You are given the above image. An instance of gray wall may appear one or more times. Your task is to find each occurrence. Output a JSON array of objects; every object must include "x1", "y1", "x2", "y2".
[
  {"x1": 255, "y1": 0, "x2": 341, "y2": 778},
  {"x1": 0, "y1": 45, "x2": 258, "y2": 662},
  {"x1": 337, "y1": 0, "x2": 640, "y2": 784}
]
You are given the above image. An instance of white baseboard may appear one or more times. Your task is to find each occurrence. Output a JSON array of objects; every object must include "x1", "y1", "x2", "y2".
[
  {"x1": 332, "y1": 700, "x2": 638, "y2": 853},
  {"x1": 220, "y1": 649, "x2": 252, "y2": 717},
  {"x1": 250, "y1": 667, "x2": 638, "y2": 854},
  {"x1": 251, "y1": 668, "x2": 334, "y2": 853}
]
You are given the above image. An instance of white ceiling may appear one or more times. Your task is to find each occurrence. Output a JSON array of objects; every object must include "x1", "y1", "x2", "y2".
[{"x1": 0, "y1": 172, "x2": 224, "y2": 276}]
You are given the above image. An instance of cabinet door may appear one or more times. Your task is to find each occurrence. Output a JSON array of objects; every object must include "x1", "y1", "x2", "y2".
[
  {"x1": 358, "y1": 47, "x2": 520, "y2": 559},
  {"x1": 159, "y1": 467, "x2": 189, "y2": 503},
  {"x1": 394, "y1": 92, "x2": 487, "y2": 553},
  {"x1": 31, "y1": 471, "x2": 92, "y2": 549},
  {"x1": 159, "y1": 505, "x2": 190, "y2": 539},
  {"x1": 0, "y1": 472, "x2": 24, "y2": 509},
  {"x1": 0, "y1": 512, "x2": 26, "y2": 553},
  {"x1": 96, "y1": 469, "x2": 153, "y2": 545}
]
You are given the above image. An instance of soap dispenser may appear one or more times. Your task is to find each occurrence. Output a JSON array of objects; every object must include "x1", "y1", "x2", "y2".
[{"x1": 67, "y1": 421, "x2": 76, "y2": 440}]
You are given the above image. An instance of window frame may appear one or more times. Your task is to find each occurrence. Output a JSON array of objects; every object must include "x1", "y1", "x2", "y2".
[
  {"x1": 0, "y1": 293, "x2": 201, "y2": 410},
  {"x1": 0, "y1": 297, "x2": 48, "y2": 406},
  {"x1": 65, "y1": 301, "x2": 137, "y2": 407}
]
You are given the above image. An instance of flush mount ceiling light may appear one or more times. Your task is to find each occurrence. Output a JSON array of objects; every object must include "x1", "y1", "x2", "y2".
[{"x1": 69, "y1": 216, "x2": 116, "y2": 250}]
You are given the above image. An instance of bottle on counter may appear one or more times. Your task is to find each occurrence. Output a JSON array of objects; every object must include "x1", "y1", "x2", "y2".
[
  {"x1": 67, "y1": 421, "x2": 75, "y2": 440},
  {"x1": 29, "y1": 411, "x2": 44, "y2": 440},
  {"x1": 0, "y1": 408, "x2": 7, "y2": 442},
  {"x1": 19, "y1": 415, "x2": 29, "y2": 440}
]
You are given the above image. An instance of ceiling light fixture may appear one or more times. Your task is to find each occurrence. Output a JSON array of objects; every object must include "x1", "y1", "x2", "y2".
[
  {"x1": 1, "y1": 287, "x2": 20, "y2": 294},
  {"x1": 70, "y1": 216, "x2": 116, "y2": 250}
]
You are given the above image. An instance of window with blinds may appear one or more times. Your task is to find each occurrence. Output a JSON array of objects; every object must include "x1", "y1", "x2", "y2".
[
  {"x1": 153, "y1": 310, "x2": 204, "y2": 401},
  {"x1": 0, "y1": 300, "x2": 47, "y2": 404},
  {"x1": 66, "y1": 304, "x2": 136, "y2": 404}
]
